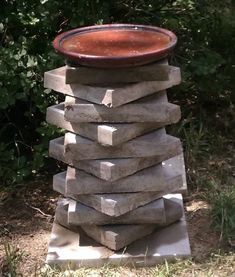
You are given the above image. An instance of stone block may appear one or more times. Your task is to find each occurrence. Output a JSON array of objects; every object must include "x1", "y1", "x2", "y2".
[
  {"x1": 64, "y1": 128, "x2": 182, "y2": 160},
  {"x1": 65, "y1": 156, "x2": 183, "y2": 194},
  {"x1": 44, "y1": 66, "x2": 181, "y2": 107},
  {"x1": 73, "y1": 178, "x2": 181, "y2": 216},
  {"x1": 66, "y1": 164, "x2": 163, "y2": 194},
  {"x1": 46, "y1": 103, "x2": 174, "y2": 146},
  {"x1": 53, "y1": 154, "x2": 186, "y2": 197},
  {"x1": 64, "y1": 91, "x2": 181, "y2": 123},
  {"x1": 65, "y1": 62, "x2": 174, "y2": 84},
  {"x1": 82, "y1": 224, "x2": 156, "y2": 251},
  {"x1": 80, "y1": 195, "x2": 183, "y2": 251},
  {"x1": 68, "y1": 198, "x2": 166, "y2": 225},
  {"x1": 49, "y1": 136, "x2": 183, "y2": 182},
  {"x1": 55, "y1": 195, "x2": 183, "y2": 250},
  {"x1": 46, "y1": 194, "x2": 190, "y2": 265},
  {"x1": 53, "y1": 171, "x2": 67, "y2": 195}
]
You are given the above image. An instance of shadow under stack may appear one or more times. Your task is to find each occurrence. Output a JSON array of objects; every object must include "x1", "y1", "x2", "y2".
[{"x1": 44, "y1": 25, "x2": 191, "y2": 267}]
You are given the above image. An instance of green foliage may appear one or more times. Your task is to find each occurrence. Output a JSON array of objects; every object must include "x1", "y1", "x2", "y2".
[
  {"x1": 0, "y1": 0, "x2": 234, "y2": 186},
  {"x1": 210, "y1": 188, "x2": 235, "y2": 243}
]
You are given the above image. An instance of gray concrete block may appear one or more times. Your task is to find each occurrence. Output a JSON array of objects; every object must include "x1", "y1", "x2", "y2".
[
  {"x1": 53, "y1": 171, "x2": 67, "y2": 195},
  {"x1": 81, "y1": 224, "x2": 156, "y2": 251},
  {"x1": 55, "y1": 195, "x2": 183, "y2": 228},
  {"x1": 53, "y1": 154, "x2": 186, "y2": 198},
  {"x1": 46, "y1": 194, "x2": 190, "y2": 265},
  {"x1": 44, "y1": 66, "x2": 181, "y2": 107},
  {"x1": 68, "y1": 198, "x2": 166, "y2": 225},
  {"x1": 64, "y1": 91, "x2": 181, "y2": 123},
  {"x1": 64, "y1": 129, "x2": 182, "y2": 160},
  {"x1": 80, "y1": 194, "x2": 184, "y2": 250},
  {"x1": 65, "y1": 62, "x2": 173, "y2": 84},
  {"x1": 49, "y1": 136, "x2": 183, "y2": 182},
  {"x1": 46, "y1": 103, "x2": 173, "y2": 146},
  {"x1": 54, "y1": 195, "x2": 183, "y2": 250},
  {"x1": 65, "y1": 164, "x2": 164, "y2": 194},
  {"x1": 73, "y1": 178, "x2": 181, "y2": 216},
  {"x1": 65, "y1": 154, "x2": 184, "y2": 194}
]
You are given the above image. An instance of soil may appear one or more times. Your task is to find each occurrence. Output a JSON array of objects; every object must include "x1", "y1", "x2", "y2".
[{"x1": 0, "y1": 179, "x2": 220, "y2": 276}]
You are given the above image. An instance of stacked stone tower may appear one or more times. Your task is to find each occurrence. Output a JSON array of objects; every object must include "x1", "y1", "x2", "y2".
[{"x1": 44, "y1": 60, "x2": 190, "y2": 267}]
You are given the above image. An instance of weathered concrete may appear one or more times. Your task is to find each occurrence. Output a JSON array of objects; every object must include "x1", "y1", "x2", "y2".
[
  {"x1": 73, "y1": 178, "x2": 181, "y2": 217},
  {"x1": 64, "y1": 92, "x2": 181, "y2": 123},
  {"x1": 80, "y1": 195, "x2": 183, "y2": 250},
  {"x1": 75, "y1": 192, "x2": 164, "y2": 217},
  {"x1": 81, "y1": 224, "x2": 156, "y2": 251},
  {"x1": 56, "y1": 194, "x2": 183, "y2": 227},
  {"x1": 65, "y1": 157, "x2": 183, "y2": 194},
  {"x1": 46, "y1": 194, "x2": 190, "y2": 265},
  {"x1": 46, "y1": 103, "x2": 174, "y2": 146},
  {"x1": 53, "y1": 171, "x2": 67, "y2": 196},
  {"x1": 64, "y1": 129, "x2": 182, "y2": 160},
  {"x1": 65, "y1": 164, "x2": 165, "y2": 194},
  {"x1": 65, "y1": 62, "x2": 174, "y2": 84},
  {"x1": 53, "y1": 154, "x2": 186, "y2": 197},
  {"x1": 44, "y1": 66, "x2": 181, "y2": 107},
  {"x1": 49, "y1": 136, "x2": 183, "y2": 182},
  {"x1": 68, "y1": 198, "x2": 166, "y2": 225}
]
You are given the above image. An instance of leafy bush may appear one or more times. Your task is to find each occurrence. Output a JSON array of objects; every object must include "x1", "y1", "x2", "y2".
[{"x1": 0, "y1": 0, "x2": 234, "y2": 186}]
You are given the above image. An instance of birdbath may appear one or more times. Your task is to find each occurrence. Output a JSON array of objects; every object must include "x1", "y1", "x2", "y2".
[{"x1": 44, "y1": 24, "x2": 191, "y2": 267}]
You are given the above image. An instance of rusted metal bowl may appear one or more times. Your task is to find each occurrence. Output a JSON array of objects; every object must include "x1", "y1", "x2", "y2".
[{"x1": 53, "y1": 24, "x2": 177, "y2": 68}]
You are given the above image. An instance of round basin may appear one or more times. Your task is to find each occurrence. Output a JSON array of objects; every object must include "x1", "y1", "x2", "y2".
[{"x1": 53, "y1": 24, "x2": 177, "y2": 68}]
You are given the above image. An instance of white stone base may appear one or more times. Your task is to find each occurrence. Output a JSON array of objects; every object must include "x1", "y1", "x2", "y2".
[{"x1": 46, "y1": 194, "x2": 191, "y2": 268}]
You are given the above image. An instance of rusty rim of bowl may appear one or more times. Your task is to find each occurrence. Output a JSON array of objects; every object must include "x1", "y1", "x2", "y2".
[{"x1": 52, "y1": 24, "x2": 177, "y2": 68}]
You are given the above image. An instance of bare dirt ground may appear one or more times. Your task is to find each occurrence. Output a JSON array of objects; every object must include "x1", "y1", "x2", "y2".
[{"x1": 0, "y1": 179, "x2": 227, "y2": 276}]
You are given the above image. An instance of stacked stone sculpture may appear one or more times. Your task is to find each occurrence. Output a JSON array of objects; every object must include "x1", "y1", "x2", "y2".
[{"x1": 45, "y1": 60, "x2": 191, "y2": 267}]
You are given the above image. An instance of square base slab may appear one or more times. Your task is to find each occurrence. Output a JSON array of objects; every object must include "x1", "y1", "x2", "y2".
[{"x1": 46, "y1": 194, "x2": 191, "y2": 268}]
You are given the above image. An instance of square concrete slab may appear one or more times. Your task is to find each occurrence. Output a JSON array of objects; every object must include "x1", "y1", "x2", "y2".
[
  {"x1": 44, "y1": 66, "x2": 181, "y2": 107},
  {"x1": 46, "y1": 90, "x2": 179, "y2": 146},
  {"x1": 79, "y1": 195, "x2": 183, "y2": 250},
  {"x1": 65, "y1": 62, "x2": 173, "y2": 84},
  {"x1": 69, "y1": 176, "x2": 182, "y2": 217},
  {"x1": 64, "y1": 151, "x2": 185, "y2": 194},
  {"x1": 65, "y1": 163, "x2": 175, "y2": 195},
  {"x1": 46, "y1": 194, "x2": 191, "y2": 267},
  {"x1": 64, "y1": 92, "x2": 181, "y2": 123},
  {"x1": 49, "y1": 136, "x2": 183, "y2": 182},
  {"x1": 67, "y1": 198, "x2": 166, "y2": 225},
  {"x1": 64, "y1": 129, "x2": 182, "y2": 160},
  {"x1": 46, "y1": 103, "x2": 163, "y2": 146}
]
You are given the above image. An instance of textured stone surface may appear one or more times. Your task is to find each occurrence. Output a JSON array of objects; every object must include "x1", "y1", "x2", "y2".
[
  {"x1": 44, "y1": 66, "x2": 181, "y2": 107},
  {"x1": 46, "y1": 194, "x2": 190, "y2": 266},
  {"x1": 80, "y1": 195, "x2": 183, "y2": 250},
  {"x1": 66, "y1": 164, "x2": 164, "y2": 194},
  {"x1": 65, "y1": 62, "x2": 173, "y2": 84},
  {"x1": 82, "y1": 224, "x2": 156, "y2": 251},
  {"x1": 72, "y1": 178, "x2": 181, "y2": 217},
  {"x1": 65, "y1": 156, "x2": 183, "y2": 194},
  {"x1": 49, "y1": 136, "x2": 183, "y2": 182},
  {"x1": 53, "y1": 154, "x2": 186, "y2": 198},
  {"x1": 64, "y1": 91, "x2": 181, "y2": 123},
  {"x1": 64, "y1": 129, "x2": 181, "y2": 160},
  {"x1": 46, "y1": 101, "x2": 177, "y2": 146},
  {"x1": 67, "y1": 198, "x2": 166, "y2": 225}
]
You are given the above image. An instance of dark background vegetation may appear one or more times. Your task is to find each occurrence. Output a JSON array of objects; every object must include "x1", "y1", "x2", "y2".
[{"x1": 0, "y1": 0, "x2": 234, "y2": 241}]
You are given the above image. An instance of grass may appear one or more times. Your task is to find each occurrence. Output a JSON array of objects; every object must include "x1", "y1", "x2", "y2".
[
  {"x1": 0, "y1": 242, "x2": 23, "y2": 277},
  {"x1": 169, "y1": 108, "x2": 235, "y2": 244},
  {"x1": 210, "y1": 188, "x2": 235, "y2": 243},
  {"x1": 7, "y1": 252, "x2": 233, "y2": 277}
]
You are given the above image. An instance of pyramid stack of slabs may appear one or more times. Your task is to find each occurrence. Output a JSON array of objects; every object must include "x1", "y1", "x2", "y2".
[{"x1": 45, "y1": 60, "x2": 191, "y2": 267}]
